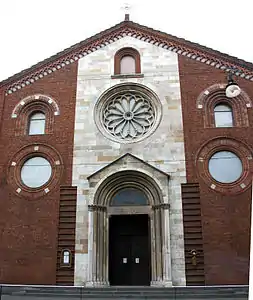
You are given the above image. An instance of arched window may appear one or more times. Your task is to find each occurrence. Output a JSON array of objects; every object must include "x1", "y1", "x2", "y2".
[
  {"x1": 114, "y1": 47, "x2": 141, "y2": 75},
  {"x1": 120, "y1": 55, "x2": 136, "y2": 74},
  {"x1": 28, "y1": 112, "x2": 46, "y2": 135},
  {"x1": 214, "y1": 103, "x2": 233, "y2": 127},
  {"x1": 63, "y1": 250, "x2": 70, "y2": 264},
  {"x1": 60, "y1": 249, "x2": 72, "y2": 267}
]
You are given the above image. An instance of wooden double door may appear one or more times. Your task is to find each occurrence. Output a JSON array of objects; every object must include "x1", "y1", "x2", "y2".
[{"x1": 109, "y1": 214, "x2": 151, "y2": 286}]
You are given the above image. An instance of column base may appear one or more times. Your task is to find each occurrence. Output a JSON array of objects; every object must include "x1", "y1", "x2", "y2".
[
  {"x1": 85, "y1": 281, "x2": 109, "y2": 287},
  {"x1": 150, "y1": 280, "x2": 173, "y2": 287}
]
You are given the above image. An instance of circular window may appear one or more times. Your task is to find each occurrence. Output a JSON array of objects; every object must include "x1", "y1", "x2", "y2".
[
  {"x1": 21, "y1": 157, "x2": 52, "y2": 188},
  {"x1": 95, "y1": 83, "x2": 162, "y2": 143},
  {"x1": 208, "y1": 151, "x2": 243, "y2": 183}
]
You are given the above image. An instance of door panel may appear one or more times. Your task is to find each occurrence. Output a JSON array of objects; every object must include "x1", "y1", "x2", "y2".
[
  {"x1": 131, "y1": 235, "x2": 150, "y2": 285},
  {"x1": 109, "y1": 214, "x2": 151, "y2": 286}
]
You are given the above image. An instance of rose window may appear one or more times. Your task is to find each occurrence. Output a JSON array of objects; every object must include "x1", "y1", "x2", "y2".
[
  {"x1": 95, "y1": 84, "x2": 162, "y2": 143},
  {"x1": 103, "y1": 93, "x2": 155, "y2": 139}
]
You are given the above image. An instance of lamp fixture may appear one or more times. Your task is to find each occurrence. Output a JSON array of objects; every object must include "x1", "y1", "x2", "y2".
[{"x1": 225, "y1": 71, "x2": 241, "y2": 98}]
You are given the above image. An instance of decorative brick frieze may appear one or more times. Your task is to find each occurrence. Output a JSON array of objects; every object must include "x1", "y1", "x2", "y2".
[{"x1": 4, "y1": 23, "x2": 253, "y2": 95}]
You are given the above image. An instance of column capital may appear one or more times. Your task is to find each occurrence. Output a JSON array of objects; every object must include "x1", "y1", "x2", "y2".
[
  {"x1": 152, "y1": 203, "x2": 170, "y2": 210},
  {"x1": 88, "y1": 204, "x2": 107, "y2": 212},
  {"x1": 160, "y1": 203, "x2": 170, "y2": 210}
]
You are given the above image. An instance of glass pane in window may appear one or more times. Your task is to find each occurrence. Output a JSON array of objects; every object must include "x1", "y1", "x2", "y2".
[
  {"x1": 208, "y1": 151, "x2": 242, "y2": 183},
  {"x1": 29, "y1": 112, "x2": 46, "y2": 135},
  {"x1": 111, "y1": 188, "x2": 148, "y2": 206},
  {"x1": 214, "y1": 104, "x2": 233, "y2": 127},
  {"x1": 63, "y1": 251, "x2": 70, "y2": 264},
  {"x1": 120, "y1": 55, "x2": 135, "y2": 74},
  {"x1": 21, "y1": 157, "x2": 52, "y2": 188}
]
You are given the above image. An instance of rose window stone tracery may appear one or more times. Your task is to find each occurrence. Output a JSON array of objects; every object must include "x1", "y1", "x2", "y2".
[
  {"x1": 95, "y1": 83, "x2": 162, "y2": 143},
  {"x1": 103, "y1": 93, "x2": 155, "y2": 139}
]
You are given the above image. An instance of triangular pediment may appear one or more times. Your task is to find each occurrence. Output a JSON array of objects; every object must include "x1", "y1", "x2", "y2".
[
  {"x1": 87, "y1": 153, "x2": 169, "y2": 182},
  {"x1": 2, "y1": 19, "x2": 253, "y2": 95}
]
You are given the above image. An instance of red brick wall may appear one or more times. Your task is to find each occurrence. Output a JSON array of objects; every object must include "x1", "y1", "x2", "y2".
[
  {"x1": 0, "y1": 63, "x2": 78, "y2": 284},
  {"x1": 178, "y1": 56, "x2": 253, "y2": 285}
]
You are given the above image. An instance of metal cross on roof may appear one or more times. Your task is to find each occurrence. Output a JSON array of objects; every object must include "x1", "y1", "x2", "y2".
[{"x1": 121, "y1": 3, "x2": 132, "y2": 21}]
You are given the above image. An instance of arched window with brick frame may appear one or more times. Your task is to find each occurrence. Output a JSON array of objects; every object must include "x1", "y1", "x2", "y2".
[
  {"x1": 114, "y1": 47, "x2": 141, "y2": 75},
  {"x1": 196, "y1": 83, "x2": 252, "y2": 128},
  {"x1": 11, "y1": 94, "x2": 60, "y2": 136}
]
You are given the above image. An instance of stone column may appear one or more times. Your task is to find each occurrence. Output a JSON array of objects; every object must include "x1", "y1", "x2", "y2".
[
  {"x1": 86, "y1": 205, "x2": 108, "y2": 287},
  {"x1": 86, "y1": 205, "x2": 95, "y2": 286},
  {"x1": 150, "y1": 210, "x2": 157, "y2": 285},
  {"x1": 98, "y1": 206, "x2": 108, "y2": 286},
  {"x1": 161, "y1": 203, "x2": 173, "y2": 286},
  {"x1": 103, "y1": 210, "x2": 109, "y2": 285},
  {"x1": 150, "y1": 205, "x2": 163, "y2": 286}
]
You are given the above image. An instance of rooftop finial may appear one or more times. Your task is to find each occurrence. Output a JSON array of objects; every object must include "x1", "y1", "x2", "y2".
[{"x1": 121, "y1": 3, "x2": 131, "y2": 21}]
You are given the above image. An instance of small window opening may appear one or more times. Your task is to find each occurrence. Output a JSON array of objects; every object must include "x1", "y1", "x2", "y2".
[
  {"x1": 214, "y1": 103, "x2": 233, "y2": 127},
  {"x1": 63, "y1": 250, "x2": 71, "y2": 265},
  {"x1": 28, "y1": 112, "x2": 46, "y2": 135},
  {"x1": 120, "y1": 55, "x2": 136, "y2": 74}
]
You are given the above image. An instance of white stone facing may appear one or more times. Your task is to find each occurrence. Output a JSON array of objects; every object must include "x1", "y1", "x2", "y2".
[{"x1": 72, "y1": 36, "x2": 186, "y2": 286}]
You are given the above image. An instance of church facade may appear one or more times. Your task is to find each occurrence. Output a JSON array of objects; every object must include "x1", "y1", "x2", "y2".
[{"x1": 0, "y1": 16, "x2": 252, "y2": 287}]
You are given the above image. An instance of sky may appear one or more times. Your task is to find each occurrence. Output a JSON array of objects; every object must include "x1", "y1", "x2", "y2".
[{"x1": 0, "y1": 0, "x2": 253, "y2": 82}]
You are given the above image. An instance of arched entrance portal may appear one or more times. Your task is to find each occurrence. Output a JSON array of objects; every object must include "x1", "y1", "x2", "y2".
[{"x1": 87, "y1": 170, "x2": 172, "y2": 286}]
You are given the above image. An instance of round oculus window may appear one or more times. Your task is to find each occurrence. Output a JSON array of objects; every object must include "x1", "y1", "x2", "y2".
[
  {"x1": 208, "y1": 151, "x2": 243, "y2": 183},
  {"x1": 21, "y1": 157, "x2": 52, "y2": 188}
]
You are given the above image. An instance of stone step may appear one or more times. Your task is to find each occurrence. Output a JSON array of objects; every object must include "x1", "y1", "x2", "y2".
[{"x1": 0, "y1": 285, "x2": 248, "y2": 300}]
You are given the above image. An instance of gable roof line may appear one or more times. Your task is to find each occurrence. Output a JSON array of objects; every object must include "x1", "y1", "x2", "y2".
[
  {"x1": 2, "y1": 20, "x2": 253, "y2": 95},
  {"x1": 87, "y1": 152, "x2": 169, "y2": 180}
]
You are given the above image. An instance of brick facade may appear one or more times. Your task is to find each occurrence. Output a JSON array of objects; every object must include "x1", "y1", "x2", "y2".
[
  {"x1": 0, "y1": 63, "x2": 78, "y2": 284},
  {"x1": 0, "y1": 19, "x2": 252, "y2": 286},
  {"x1": 179, "y1": 56, "x2": 253, "y2": 284}
]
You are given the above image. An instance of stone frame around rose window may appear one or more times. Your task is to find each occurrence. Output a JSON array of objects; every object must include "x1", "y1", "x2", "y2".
[
  {"x1": 94, "y1": 83, "x2": 162, "y2": 144},
  {"x1": 7, "y1": 143, "x2": 63, "y2": 199},
  {"x1": 196, "y1": 137, "x2": 253, "y2": 194}
]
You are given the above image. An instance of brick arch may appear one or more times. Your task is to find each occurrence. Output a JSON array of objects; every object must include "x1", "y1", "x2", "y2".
[
  {"x1": 12, "y1": 94, "x2": 60, "y2": 136},
  {"x1": 12, "y1": 94, "x2": 60, "y2": 118},
  {"x1": 196, "y1": 83, "x2": 251, "y2": 128},
  {"x1": 114, "y1": 47, "x2": 141, "y2": 75}
]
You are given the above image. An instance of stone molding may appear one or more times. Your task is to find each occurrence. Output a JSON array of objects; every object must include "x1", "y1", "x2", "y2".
[
  {"x1": 94, "y1": 83, "x2": 162, "y2": 144},
  {"x1": 86, "y1": 164, "x2": 172, "y2": 287}
]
